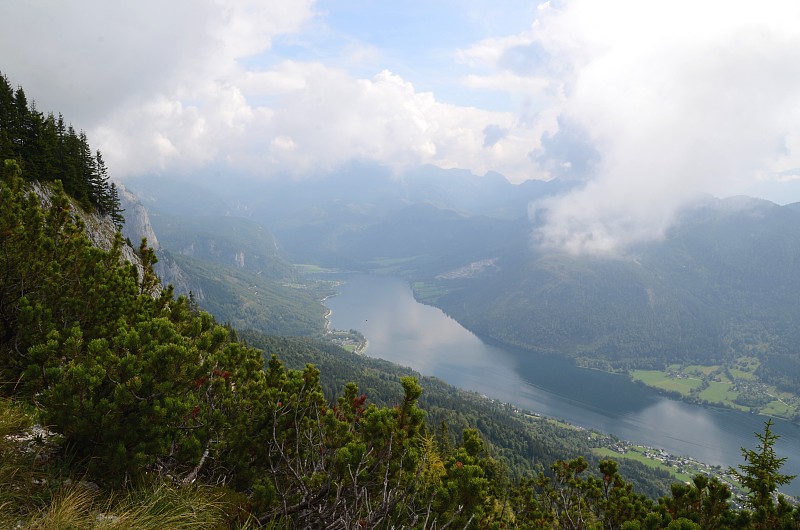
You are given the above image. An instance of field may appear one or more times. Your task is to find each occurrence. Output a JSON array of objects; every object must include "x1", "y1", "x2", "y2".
[
  {"x1": 592, "y1": 446, "x2": 694, "y2": 483},
  {"x1": 697, "y1": 381, "x2": 744, "y2": 410},
  {"x1": 412, "y1": 281, "x2": 454, "y2": 303},
  {"x1": 630, "y1": 370, "x2": 703, "y2": 394},
  {"x1": 629, "y1": 357, "x2": 798, "y2": 420}
]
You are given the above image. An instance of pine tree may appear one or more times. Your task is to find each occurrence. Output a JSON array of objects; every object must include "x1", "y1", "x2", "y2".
[
  {"x1": 89, "y1": 148, "x2": 109, "y2": 212},
  {"x1": 730, "y1": 418, "x2": 796, "y2": 529},
  {"x1": 108, "y1": 181, "x2": 125, "y2": 229},
  {"x1": 0, "y1": 76, "x2": 16, "y2": 160}
]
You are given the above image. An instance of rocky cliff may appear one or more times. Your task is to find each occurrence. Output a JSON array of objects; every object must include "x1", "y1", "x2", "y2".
[
  {"x1": 117, "y1": 183, "x2": 198, "y2": 298},
  {"x1": 28, "y1": 180, "x2": 139, "y2": 265}
]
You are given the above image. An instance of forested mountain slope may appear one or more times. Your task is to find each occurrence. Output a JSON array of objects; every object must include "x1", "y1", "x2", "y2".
[
  {"x1": 145, "y1": 212, "x2": 325, "y2": 335},
  {"x1": 240, "y1": 332, "x2": 675, "y2": 500},
  {"x1": 420, "y1": 196, "x2": 800, "y2": 386},
  {"x1": 120, "y1": 181, "x2": 326, "y2": 336}
]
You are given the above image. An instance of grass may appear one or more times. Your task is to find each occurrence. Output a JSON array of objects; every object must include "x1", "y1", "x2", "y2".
[
  {"x1": 546, "y1": 418, "x2": 583, "y2": 431},
  {"x1": 0, "y1": 399, "x2": 257, "y2": 529},
  {"x1": 629, "y1": 358, "x2": 800, "y2": 420},
  {"x1": 591, "y1": 447, "x2": 692, "y2": 483},
  {"x1": 593, "y1": 448, "x2": 661, "y2": 469},
  {"x1": 729, "y1": 369, "x2": 756, "y2": 380},
  {"x1": 15, "y1": 484, "x2": 253, "y2": 530},
  {"x1": 684, "y1": 365, "x2": 719, "y2": 376},
  {"x1": 630, "y1": 370, "x2": 703, "y2": 395},
  {"x1": 412, "y1": 281, "x2": 454, "y2": 303},
  {"x1": 0, "y1": 398, "x2": 47, "y2": 518},
  {"x1": 698, "y1": 381, "x2": 739, "y2": 406},
  {"x1": 762, "y1": 400, "x2": 794, "y2": 418},
  {"x1": 697, "y1": 381, "x2": 750, "y2": 412}
]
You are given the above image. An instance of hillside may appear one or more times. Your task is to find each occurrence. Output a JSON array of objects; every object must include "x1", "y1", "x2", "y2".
[
  {"x1": 239, "y1": 332, "x2": 675, "y2": 499},
  {"x1": 418, "y1": 196, "x2": 800, "y2": 390},
  {"x1": 145, "y1": 212, "x2": 326, "y2": 335}
]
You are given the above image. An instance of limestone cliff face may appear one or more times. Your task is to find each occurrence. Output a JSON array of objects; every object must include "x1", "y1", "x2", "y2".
[
  {"x1": 29, "y1": 180, "x2": 140, "y2": 268},
  {"x1": 118, "y1": 183, "x2": 159, "y2": 251},
  {"x1": 117, "y1": 183, "x2": 198, "y2": 299},
  {"x1": 30, "y1": 180, "x2": 196, "y2": 299}
]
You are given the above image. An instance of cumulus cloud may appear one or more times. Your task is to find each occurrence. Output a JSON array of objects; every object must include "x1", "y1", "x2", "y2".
[
  {"x1": 0, "y1": 0, "x2": 547, "y2": 182},
  {"x1": 97, "y1": 54, "x2": 543, "y2": 180},
  {"x1": 464, "y1": 0, "x2": 800, "y2": 254},
  {"x1": 228, "y1": 66, "x2": 540, "y2": 179},
  {"x1": 0, "y1": 1, "x2": 285, "y2": 122}
]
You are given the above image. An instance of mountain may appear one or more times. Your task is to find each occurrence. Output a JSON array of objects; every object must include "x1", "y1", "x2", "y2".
[
  {"x1": 417, "y1": 195, "x2": 800, "y2": 390},
  {"x1": 127, "y1": 162, "x2": 568, "y2": 265},
  {"x1": 127, "y1": 167, "x2": 800, "y2": 397},
  {"x1": 116, "y1": 186, "x2": 326, "y2": 335},
  {"x1": 121, "y1": 164, "x2": 557, "y2": 332},
  {"x1": 117, "y1": 183, "x2": 196, "y2": 295}
]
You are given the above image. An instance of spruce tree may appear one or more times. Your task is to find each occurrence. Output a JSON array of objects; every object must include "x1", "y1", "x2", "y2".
[{"x1": 731, "y1": 419, "x2": 796, "y2": 529}]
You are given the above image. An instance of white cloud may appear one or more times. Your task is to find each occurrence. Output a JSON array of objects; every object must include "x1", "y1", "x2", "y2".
[
  {"x1": 229, "y1": 65, "x2": 541, "y2": 180},
  {"x1": 0, "y1": 0, "x2": 312, "y2": 170},
  {"x1": 4, "y1": 0, "x2": 800, "y2": 239},
  {"x1": 1, "y1": 0, "x2": 548, "y2": 182},
  {"x1": 464, "y1": 0, "x2": 800, "y2": 254},
  {"x1": 457, "y1": 28, "x2": 539, "y2": 69},
  {"x1": 96, "y1": 49, "x2": 545, "y2": 180}
]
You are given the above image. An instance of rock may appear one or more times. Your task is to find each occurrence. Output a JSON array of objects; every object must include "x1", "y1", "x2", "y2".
[{"x1": 117, "y1": 182, "x2": 196, "y2": 296}]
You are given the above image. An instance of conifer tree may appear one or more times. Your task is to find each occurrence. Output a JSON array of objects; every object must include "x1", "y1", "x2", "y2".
[
  {"x1": 0, "y1": 72, "x2": 122, "y2": 223},
  {"x1": 731, "y1": 419, "x2": 796, "y2": 529}
]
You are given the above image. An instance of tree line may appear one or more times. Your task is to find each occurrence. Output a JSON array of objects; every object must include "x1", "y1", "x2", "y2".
[{"x1": 0, "y1": 71, "x2": 123, "y2": 226}]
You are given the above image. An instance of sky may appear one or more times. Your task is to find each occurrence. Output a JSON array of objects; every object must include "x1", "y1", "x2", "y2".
[{"x1": 2, "y1": 0, "x2": 800, "y2": 254}]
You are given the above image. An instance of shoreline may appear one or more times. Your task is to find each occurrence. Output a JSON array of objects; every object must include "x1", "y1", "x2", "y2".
[{"x1": 321, "y1": 289, "x2": 369, "y2": 355}]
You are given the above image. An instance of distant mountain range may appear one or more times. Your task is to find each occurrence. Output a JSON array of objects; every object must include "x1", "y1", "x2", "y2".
[{"x1": 124, "y1": 164, "x2": 800, "y2": 394}]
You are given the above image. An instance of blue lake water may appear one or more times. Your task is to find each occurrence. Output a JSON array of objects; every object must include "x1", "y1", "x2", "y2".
[{"x1": 325, "y1": 274, "x2": 800, "y2": 495}]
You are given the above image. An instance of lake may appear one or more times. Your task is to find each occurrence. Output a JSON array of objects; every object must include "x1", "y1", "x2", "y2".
[{"x1": 325, "y1": 274, "x2": 800, "y2": 495}]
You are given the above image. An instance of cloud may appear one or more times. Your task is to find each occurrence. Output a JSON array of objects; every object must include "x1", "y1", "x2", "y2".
[
  {"x1": 94, "y1": 54, "x2": 544, "y2": 180},
  {"x1": 0, "y1": 0, "x2": 311, "y2": 171},
  {"x1": 0, "y1": 0, "x2": 549, "y2": 182},
  {"x1": 483, "y1": 124, "x2": 508, "y2": 148},
  {"x1": 529, "y1": 116, "x2": 599, "y2": 180},
  {"x1": 229, "y1": 66, "x2": 540, "y2": 180},
  {"x1": 5, "y1": 0, "x2": 800, "y2": 240},
  {"x1": 0, "y1": 1, "x2": 304, "y2": 121},
  {"x1": 465, "y1": 0, "x2": 800, "y2": 253}
]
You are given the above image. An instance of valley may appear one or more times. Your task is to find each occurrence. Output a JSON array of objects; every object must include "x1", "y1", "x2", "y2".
[
  {"x1": 323, "y1": 273, "x2": 800, "y2": 496},
  {"x1": 122, "y1": 169, "x2": 800, "y2": 446},
  {"x1": 116, "y1": 168, "x2": 800, "y2": 504}
]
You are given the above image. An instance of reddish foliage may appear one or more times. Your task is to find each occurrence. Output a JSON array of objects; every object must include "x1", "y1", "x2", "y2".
[
  {"x1": 351, "y1": 394, "x2": 367, "y2": 417},
  {"x1": 212, "y1": 369, "x2": 231, "y2": 380}
]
